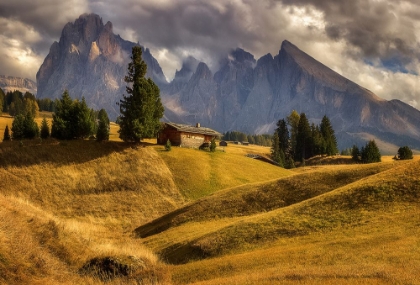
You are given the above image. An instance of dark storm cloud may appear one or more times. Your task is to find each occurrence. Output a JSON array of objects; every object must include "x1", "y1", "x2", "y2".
[
  {"x1": 277, "y1": 0, "x2": 420, "y2": 72},
  {"x1": 88, "y1": 0, "x2": 292, "y2": 71},
  {"x1": 0, "y1": 0, "x2": 88, "y2": 53}
]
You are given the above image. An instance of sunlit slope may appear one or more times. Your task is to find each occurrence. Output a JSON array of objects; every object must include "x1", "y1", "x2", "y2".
[
  {"x1": 136, "y1": 162, "x2": 397, "y2": 239},
  {"x1": 138, "y1": 159, "x2": 419, "y2": 265},
  {"x1": 0, "y1": 140, "x2": 184, "y2": 227},
  {"x1": 155, "y1": 144, "x2": 291, "y2": 200},
  {"x1": 164, "y1": 159, "x2": 420, "y2": 284}
]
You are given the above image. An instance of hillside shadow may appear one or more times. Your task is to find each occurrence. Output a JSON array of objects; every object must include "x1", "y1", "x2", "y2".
[{"x1": 0, "y1": 139, "x2": 148, "y2": 168}]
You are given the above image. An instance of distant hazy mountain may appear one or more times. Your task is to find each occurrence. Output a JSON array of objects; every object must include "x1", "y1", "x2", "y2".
[
  {"x1": 36, "y1": 14, "x2": 420, "y2": 152},
  {"x1": 0, "y1": 75, "x2": 37, "y2": 94},
  {"x1": 36, "y1": 13, "x2": 166, "y2": 119}
]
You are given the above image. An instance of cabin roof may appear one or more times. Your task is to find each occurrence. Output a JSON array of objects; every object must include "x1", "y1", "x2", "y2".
[{"x1": 163, "y1": 122, "x2": 221, "y2": 136}]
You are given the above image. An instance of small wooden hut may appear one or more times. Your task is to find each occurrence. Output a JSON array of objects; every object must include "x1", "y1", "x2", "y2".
[{"x1": 157, "y1": 122, "x2": 221, "y2": 148}]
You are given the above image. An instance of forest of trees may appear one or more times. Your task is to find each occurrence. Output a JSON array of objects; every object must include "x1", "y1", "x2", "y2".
[
  {"x1": 271, "y1": 111, "x2": 339, "y2": 168},
  {"x1": 1, "y1": 88, "x2": 110, "y2": 142},
  {"x1": 222, "y1": 131, "x2": 272, "y2": 146}
]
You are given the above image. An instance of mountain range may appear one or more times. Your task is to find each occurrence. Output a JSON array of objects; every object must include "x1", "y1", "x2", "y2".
[
  {"x1": 36, "y1": 13, "x2": 420, "y2": 152},
  {"x1": 0, "y1": 75, "x2": 37, "y2": 94}
]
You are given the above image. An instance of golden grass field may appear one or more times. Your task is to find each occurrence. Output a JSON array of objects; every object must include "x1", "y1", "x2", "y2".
[{"x1": 0, "y1": 113, "x2": 419, "y2": 284}]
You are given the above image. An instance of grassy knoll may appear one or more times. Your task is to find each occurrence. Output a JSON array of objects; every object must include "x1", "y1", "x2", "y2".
[
  {"x1": 135, "y1": 158, "x2": 420, "y2": 284},
  {"x1": 0, "y1": 139, "x2": 183, "y2": 284},
  {"x1": 155, "y1": 144, "x2": 291, "y2": 200},
  {"x1": 135, "y1": 161, "x2": 398, "y2": 239}
]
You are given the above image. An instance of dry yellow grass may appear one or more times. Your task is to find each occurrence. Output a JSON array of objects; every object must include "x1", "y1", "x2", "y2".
[
  {"x1": 134, "y1": 158, "x2": 420, "y2": 284},
  {"x1": 2, "y1": 112, "x2": 420, "y2": 285},
  {"x1": 155, "y1": 144, "x2": 291, "y2": 200}
]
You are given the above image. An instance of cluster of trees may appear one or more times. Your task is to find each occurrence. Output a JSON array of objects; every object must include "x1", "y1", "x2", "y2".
[
  {"x1": 3, "y1": 90, "x2": 110, "y2": 142},
  {"x1": 271, "y1": 111, "x2": 338, "y2": 168},
  {"x1": 50, "y1": 91, "x2": 109, "y2": 141},
  {"x1": 222, "y1": 131, "x2": 272, "y2": 146},
  {"x1": 351, "y1": 140, "x2": 382, "y2": 163},
  {"x1": 0, "y1": 89, "x2": 39, "y2": 117}
]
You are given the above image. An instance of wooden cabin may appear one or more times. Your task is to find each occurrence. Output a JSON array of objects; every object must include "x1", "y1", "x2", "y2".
[
  {"x1": 219, "y1": 140, "x2": 228, "y2": 147},
  {"x1": 157, "y1": 122, "x2": 221, "y2": 148}
]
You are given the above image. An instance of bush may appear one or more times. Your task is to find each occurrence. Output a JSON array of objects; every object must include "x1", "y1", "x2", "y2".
[
  {"x1": 210, "y1": 138, "x2": 216, "y2": 152},
  {"x1": 398, "y1": 146, "x2": 413, "y2": 160},
  {"x1": 165, "y1": 139, "x2": 172, "y2": 151}
]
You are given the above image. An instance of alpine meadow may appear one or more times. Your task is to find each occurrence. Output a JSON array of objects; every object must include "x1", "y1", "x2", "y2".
[{"x1": 2, "y1": 4, "x2": 420, "y2": 285}]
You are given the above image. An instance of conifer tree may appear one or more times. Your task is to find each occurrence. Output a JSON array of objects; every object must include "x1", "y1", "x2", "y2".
[
  {"x1": 11, "y1": 114, "x2": 25, "y2": 140},
  {"x1": 76, "y1": 97, "x2": 95, "y2": 139},
  {"x1": 52, "y1": 90, "x2": 73, "y2": 139},
  {"x1": 320, "y1": 115, "x2": 338, "y2": 156},
  {"x1": 276, "y1": 119, "x2": 289, "y2": 156},
  {"x1": 271, "y1": 132, "x2": 282, "y2": 166},
  {"x1": 40, "y1": 117, "x2": 50, "y2": 139},
  {"x1": 397, "y1": 146, "x2": 413, "y2": 160},
  {"x1": 118, "y1": 46, "x2": 164, "y2": 143},
  {"x1": 295, "y1": 113, "x2": 312, "y2": 161},
  {"x1": 3, "y1": 125, "x2": 10, "y2": 141},
  {"x1": 287, "y1": 110, "x2": 300, "y2": 157},
  {"x1": 22, "y1": 112, "x2": 39, "y2": 139},
  {"x1": 96, "y1": 109, "x2": 110, "y2": 142},
  {"x1": 352, "y1": 145, "x2": 360, "y2": 161}
]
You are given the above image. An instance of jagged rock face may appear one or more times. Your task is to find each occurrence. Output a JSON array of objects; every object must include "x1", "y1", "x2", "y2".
[
  {"x1": 36, "y1": 13, "x2": 166, "y2": 119},
  {"x1": 0, "y1": 75, "x2": 37, "y2": 94},
  {"x1": 162, "y1": 41, "x2": 420, "y2": 150}
]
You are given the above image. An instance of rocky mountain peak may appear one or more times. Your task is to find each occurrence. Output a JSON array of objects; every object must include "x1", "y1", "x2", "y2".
[
  {"x1": 230, "y1": 48, "x2": 255, "y2": 64},
  {"x1": 193, "y1": 62, "x2": 212, "y2": 80},
  {"x1": 36, "y1": 13, "x2": 166, "y2": 119}
]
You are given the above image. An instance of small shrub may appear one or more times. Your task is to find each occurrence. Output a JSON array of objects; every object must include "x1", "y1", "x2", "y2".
[
  {"x1": 210, "y1": 138, "x2": 216, "y2": 152},
  {"x1": 165, "y1": 139, "x2": 172, "y2": 151}
]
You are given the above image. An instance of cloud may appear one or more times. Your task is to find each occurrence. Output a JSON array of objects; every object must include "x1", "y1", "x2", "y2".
[{"x1": 0, "y1": 0, "x2": 419, "y2": 109}]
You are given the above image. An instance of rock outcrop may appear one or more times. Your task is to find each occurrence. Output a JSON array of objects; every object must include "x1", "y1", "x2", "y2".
[
  {"x1": 36, "y1": 13, "x2": 166, "y2": 119},
  {"x1": 0, "y1": 75, "x2": 37, "y2": 94}
]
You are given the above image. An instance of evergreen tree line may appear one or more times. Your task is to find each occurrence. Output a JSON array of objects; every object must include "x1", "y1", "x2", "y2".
[
  {"x1": 3, "y1": 90, "x2": 110, "y2": 142},
  {"x1": 222, "y1": 131, "x2": 272, "y2": 146},
  {"x1": 351, "y1": 140, "x2": 381, "y2": 163},
  {"x1": 271, "y1": 110, "x2": 338, "y2": 168},
  {"x1": 0, "y1": 89, "x2": 39, "y2": 117}
]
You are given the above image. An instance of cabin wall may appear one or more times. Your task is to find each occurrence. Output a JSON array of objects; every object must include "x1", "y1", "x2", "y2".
[
  {"x1": 180, "y1": 132, "x2": 206, "y2": 148},
  {"x1": 157, "y1": 129, "x2": 181, "y2": 145}
]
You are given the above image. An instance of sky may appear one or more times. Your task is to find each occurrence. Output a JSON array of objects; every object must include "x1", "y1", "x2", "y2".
[{"x1": 1, "y1": 0, "x2": 419, "y2": 108}]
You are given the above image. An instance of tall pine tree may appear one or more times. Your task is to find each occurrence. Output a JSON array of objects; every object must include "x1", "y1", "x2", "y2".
[
  {"x1": 295, "y1": 113, "x2": 312, "y2": 162},
  {"x1": 118, "y1": 46, "x2": 164, "y2": 143},
  {"x1": 320, "y1": 115, "x2": 338, "y2": 156},
  {"x1": 96, "y1": 109, "x2": 110, "y2": 142}
]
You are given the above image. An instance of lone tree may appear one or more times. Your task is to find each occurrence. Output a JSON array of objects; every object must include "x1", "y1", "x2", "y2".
[
  {"x1": 398, "y1": 146, "x2": 413, "y2": 160},
  {"x1": 118, "y1": 46, "x2": 164, "y2": 142}
]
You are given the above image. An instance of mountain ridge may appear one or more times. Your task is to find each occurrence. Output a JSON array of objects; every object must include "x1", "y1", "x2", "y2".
[{"x1": 36, "y1": 13, "x2": 420, "y2": 152}]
